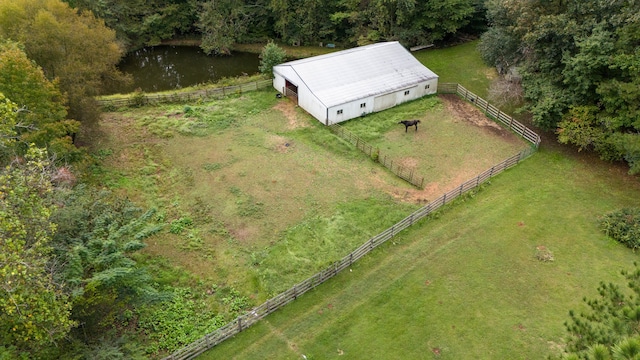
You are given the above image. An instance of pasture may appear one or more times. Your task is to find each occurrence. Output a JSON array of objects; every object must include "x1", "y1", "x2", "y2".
[{"x1": 94, "y1": 88, "x2": 526, "y2": 303}]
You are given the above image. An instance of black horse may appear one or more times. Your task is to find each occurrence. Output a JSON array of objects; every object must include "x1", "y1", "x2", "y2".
[{"x1": 399, "y1": 119, "x2": 421, "y2": 132}]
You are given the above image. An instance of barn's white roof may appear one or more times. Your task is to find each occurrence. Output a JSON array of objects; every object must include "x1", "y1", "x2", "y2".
[{"x1": 273, "y1": 41, "x2": 438, "y2": 108}]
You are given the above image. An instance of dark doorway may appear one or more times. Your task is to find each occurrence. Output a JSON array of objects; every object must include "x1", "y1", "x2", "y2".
[{"x1": 284, "y1": 80, "x2": 298, "y2": 104}]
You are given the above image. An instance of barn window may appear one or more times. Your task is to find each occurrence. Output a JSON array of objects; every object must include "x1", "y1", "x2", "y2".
[
  {"x1": 425, "y1": 84, "x2": 430, "y2": 89},
  {"x1": 404, "y1": 90, "x2": 410, "y2": 96},
  {"x1": 337, "y1": 109, "x2": 343, "y2": 115},
  {"x1": 360, "y1": 103, "x2": 366, "y2": 108}
]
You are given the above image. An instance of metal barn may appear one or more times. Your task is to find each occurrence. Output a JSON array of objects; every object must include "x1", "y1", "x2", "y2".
[{"x1": 272, "y1": 41, "x2": 438, "y2": 125}]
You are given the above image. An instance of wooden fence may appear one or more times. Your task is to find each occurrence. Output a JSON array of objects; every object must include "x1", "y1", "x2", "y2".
[
  {"x1": 97, "y1": 79, "x2": 273, "y2": 108},
  {"x1": 329, "y1": 125, "x2": 425, "y2": 188},
  {"x1": 162, "y1": 147, "x2": 536, "y2": 360},
  {"x1": 161, "y1": 83, "x2": 542, "y2": 360},
  {"x1": 439, "y1": 83, "x2": 541, "y2": 147}
]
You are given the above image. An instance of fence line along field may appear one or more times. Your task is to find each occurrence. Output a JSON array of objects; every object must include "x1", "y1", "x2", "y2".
[
  {"x1": 91, "y1": 82, "x2": 531, "y2": 357},
  {"x1": 162, "y1": 85, "x2": 539, "y2": 359}
]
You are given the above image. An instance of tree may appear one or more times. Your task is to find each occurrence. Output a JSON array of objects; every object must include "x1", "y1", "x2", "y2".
[
  {"x1": 198, "y1": 0, "x2": 249, "y2": 55},
  {"x1": 555, "y1": 263, "x2": 640, "y2": 359},
  {"x1": 259, "y1": 41, "x2": 286, "y2": 76},
  {"x1": 0, "y1": 146, "x2": 76, "y2": 357},
  {"x1": 50, "y1": 185, "x2": 164, "y2": 338},
  {"x1": 0, "y1": 41, "x2": 80, "y2": 163},
  {"x1": 0, "y1": 0, "x2": 130, "y2": 125},
  {"x1": 67, "y1": 0, "x2": 200, "y2": 49},
  {"x1": 479, "y1": 0, "x2": 640, "y2": 174}
]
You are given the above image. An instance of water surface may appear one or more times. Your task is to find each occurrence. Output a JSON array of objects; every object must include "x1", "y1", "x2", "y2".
[{"x1": 115, "y1": 46, "x2": 260, "y2": 94}]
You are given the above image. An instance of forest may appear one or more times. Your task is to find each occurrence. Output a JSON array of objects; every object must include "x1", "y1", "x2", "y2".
[{"x1": 0, "y1": 0, "x2": 639, "y2": 358}]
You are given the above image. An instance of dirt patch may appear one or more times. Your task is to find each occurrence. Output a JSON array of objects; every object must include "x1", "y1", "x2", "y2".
[
  {"x1": 399, "y1": 157, "x2": 419, "y2": 169},
  {"x1": 267, "y1": 134, "x2": 294, "y2": 153},
  {"x1": 229, "y1": 222, "x2": 259, "y2": 243},
  {"x1": 274, "y1": 100, "x2": 309, "y2": 129},
  {"x1": 440, "y1": 94, "x2": 502, "y2": 130}
]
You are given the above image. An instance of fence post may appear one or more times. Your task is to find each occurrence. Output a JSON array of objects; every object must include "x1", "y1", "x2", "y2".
[
  {"x1": 443, "y1": 193, "x2": 447, "y2": 204},
  {"x1": 238, "y1": 317, "x2": 242, "y2": 331}
]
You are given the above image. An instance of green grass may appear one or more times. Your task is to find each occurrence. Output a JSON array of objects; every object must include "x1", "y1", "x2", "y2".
[
  {"x1": 414, "y1": 40, "x2": 495, "y2": 98},
  {"x1": 94, "y1": 88, "x2": 517, "y2": 305},
  {"x1": 202, "y1": 148, "x2": 640, "y2": 359},
  {"x1": 340, "y1": 95, "x2": 528, "y2": 188},
  {"x1": 88, "y1": 40, "x2": 640, "y2": 358}
]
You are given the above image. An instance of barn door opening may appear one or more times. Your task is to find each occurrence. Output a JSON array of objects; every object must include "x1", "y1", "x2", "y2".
[{"x1": 284, "y1": 80, "x2": 298, "y2": 104}]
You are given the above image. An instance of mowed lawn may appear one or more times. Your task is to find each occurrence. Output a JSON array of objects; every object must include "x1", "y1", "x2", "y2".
[{"x1": 203, "y1": 147, "x2": 640, "y2": 359}]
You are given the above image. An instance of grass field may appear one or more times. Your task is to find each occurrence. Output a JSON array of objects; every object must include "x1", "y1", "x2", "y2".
[
  {"x1": 91, "y1": 40, "x2": 640, "y2": 358},
  {"x1": 202, "y1": 148, "x2": 640, "y2": 359},
  {"x1": 94, "y1": 84, "x2": 524, "y2": 303}
]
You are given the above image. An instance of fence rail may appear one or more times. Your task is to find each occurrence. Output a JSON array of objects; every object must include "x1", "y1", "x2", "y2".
[
  {"x1": 442, "y1": 83, "x2": 541, "y2": 147},
  {"x1": 97, "y1": 79, "x2": 273, "y2": 108},
  {"x1": 161, "y1": 83, "x2": 541, "y2": 360},
  {"x1": 329, "y1": 124, "x2": 425, "y2": 188}
]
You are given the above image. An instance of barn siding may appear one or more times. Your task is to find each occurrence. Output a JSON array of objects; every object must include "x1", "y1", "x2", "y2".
[{"x1": 273, "y1": 42, "x2": 440, "y2": 125}]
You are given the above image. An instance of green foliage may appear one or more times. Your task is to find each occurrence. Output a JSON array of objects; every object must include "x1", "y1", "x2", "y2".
[
  {"x1": 68, "y1": 0, "x2": 198, "y2": 49},
  {"x1": 600, "y1": 208, "x2": 640, "y2": 250},
  {"x1": 0, "y1": 93, "x2": 18, "y2": 150},
  {"x1": 481, "y1": 0, "x2": 640, "y2": 173},
  {"x1": 170, "y1": 217, "x2": 193, "y2": 234},
  {"x1": 50, "y1": 185, "x2": 164, "y2": 337},
  {"x1": 477, "y1": 26, "x2": 520, "y2": 73},
  {"x1": 130, "y1": 90, "x2": 147, "y2": 108},
  {"x1": 70, "y1": 0, "x2": 483, "y2": 51},
  {"x1": 137, "y1": 287, "x2": 225, "y2": 354},
  {"x1": 0, "y1": 146, "x2": 75, "y2": 356},
  {"x1": 0, "y1": 0, "x2": 130, "y2": 125},
  {"x1": 0, "y1": 41, "x2": 81, "y2": 163},
  {"x1": 198, "y1": 0, "x2": 249, "y2": 55},
  {"x1": 557, "y1": 264, "x2": 640, "y2": 358},
  {"x1": 259, "y1": 42, "x2": 286, "y2": 77}
]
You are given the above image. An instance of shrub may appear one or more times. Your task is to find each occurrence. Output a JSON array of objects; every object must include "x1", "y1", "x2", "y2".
[
  {"x1": 600, "y1": 208, "x2": 640, "y2": 249},
  {"x1": 259, "y1": 42, "x2": 286, "y2": 77},
  {"x1": 170, "y1": 217, "x2": 193, "y2": 234}
]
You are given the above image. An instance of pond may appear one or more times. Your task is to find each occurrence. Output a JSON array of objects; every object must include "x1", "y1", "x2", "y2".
[{"x1": 114, "y1": 46, "x2": 261, "y2": 94}]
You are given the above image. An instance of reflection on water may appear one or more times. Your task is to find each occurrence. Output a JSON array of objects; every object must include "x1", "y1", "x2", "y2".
[{"x1": 115, "y1": 46, "x2": 261, "y2": 94}]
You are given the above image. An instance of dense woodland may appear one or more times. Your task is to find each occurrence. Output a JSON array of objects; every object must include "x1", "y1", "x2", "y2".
[
  {"x1": 65, "y1": 0, "x2": 487, "y2": 53},
  {"x1": 0, "y1": 0, "x2": 639, "y2": 358}
]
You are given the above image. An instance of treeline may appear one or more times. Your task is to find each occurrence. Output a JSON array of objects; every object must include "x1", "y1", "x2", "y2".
[
  {"x1": 478, "y1": 0, "x2": 640, "y2": 174},
  {"x1": 65, "y1": 0, "x2": 488, "y2": 53}
]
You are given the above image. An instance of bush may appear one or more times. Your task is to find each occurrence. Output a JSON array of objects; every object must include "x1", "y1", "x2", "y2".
[
  {"x1": 600, "y1": 208, "x2": 640, "y2": 249},
  {"x1": 259, "y1": 42, "x2": 287, "y2": 77}
]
